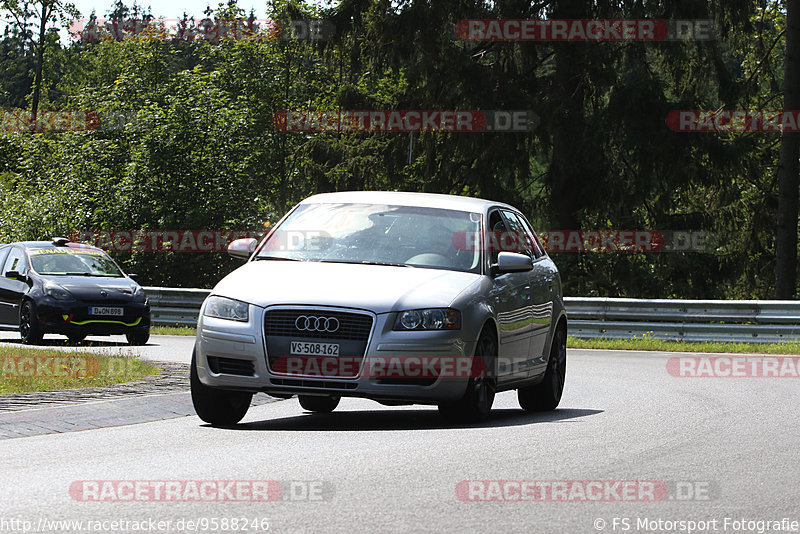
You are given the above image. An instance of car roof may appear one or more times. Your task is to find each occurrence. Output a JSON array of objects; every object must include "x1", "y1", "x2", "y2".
[
  {"x1": 300, "y1": 191, "x2": 518, "y2": 213},
  {"x1": 10, "y1": 241, "x2": 107, "y2": 253}
]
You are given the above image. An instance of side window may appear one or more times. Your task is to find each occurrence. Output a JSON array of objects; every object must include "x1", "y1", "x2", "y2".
[
  {"x1": 501, "y1": 210, "x2": 544, "y2": 259},
  {"x1": 2, "y1": 248, "x2": 25, "y2": 276},
  {"x1": 487, "y1": 210, "x2": 508, "y2": 265},
  {"x1": 513, "y1": 212, "x2": 546, "y2": 259},
  {"x1": 0, "y1": 247, "x2": 10, "y2": 273},
  {"x1": 530, "y1": 230, "x2": 546, "y2": 258}
]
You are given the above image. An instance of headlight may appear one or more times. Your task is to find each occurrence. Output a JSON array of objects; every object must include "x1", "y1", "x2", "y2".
[
  {"x1": 45, "y1": 282, "x2": 74, "y2": 301},
  {"x1": 204, "y1": 296, "x2": 249, "y2": 322},
  {"x1": 393, "y1": 308, "x2": 461, "y2": 330},
  {"x1": 131, "y1": 285, "x2": 146, "y2": 302}
]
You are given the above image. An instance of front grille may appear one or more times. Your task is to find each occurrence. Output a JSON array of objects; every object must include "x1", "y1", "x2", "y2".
[
  {"x1": 207, "y1": 356, "x2": 255, "y2": 377},
  {"x1": 264, "y1": 309, "x2": 374, "y2": 378},
  {"x1": 264, "y1": 309, "x2": 373, "y2": 341},
  {"x1": 77, "y1": 300, "x2": 129, "y2": 307},
  {"x1": 271, "y1": 378, "x2": 358, "y2": 390}
]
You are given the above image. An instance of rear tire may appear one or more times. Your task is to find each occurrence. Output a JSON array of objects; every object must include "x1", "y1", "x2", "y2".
[
  {"x1": 191, "y1": 352, "x2": 252, "y2": 426},
  {"x1": 20, "y1": 301, "x2": 43, "y2": 345},
  {"x1": 67, "y1": 334, "x2": 86, "y2": 344},
  {"x1": 438, "y1": 328, "x2": 497, "y2": 422},
  {"x1": 518, "y1": 324, "x2": 566, "y2": 412},
  {"x1": 298, "y1": 395, "x2": 340, "y2": 413}
]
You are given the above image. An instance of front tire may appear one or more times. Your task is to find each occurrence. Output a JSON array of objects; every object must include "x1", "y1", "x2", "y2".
[
  {"x1": 191, "y1": 352, "x2": 252, "y2": 426},
  {"x1": 126, "y1": 327, "x2": 150, "y2": 346},
  {"x1": 518, "y1": 324, "x2": 566, "y2": 412},
  {"x1": 298, "y1": 395, "x2": 340, "y2": 413},
  {"x1": 438, "y1": 328, "x2": 497, "y2": 422},
  {"x1": 20, "y1": 301, "x2": 43, "y2": 345}
]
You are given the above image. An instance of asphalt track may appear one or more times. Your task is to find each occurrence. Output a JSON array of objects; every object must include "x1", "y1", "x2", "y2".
[{"x1": 0, "y1": 331, "x2": 797, "y2": 533}]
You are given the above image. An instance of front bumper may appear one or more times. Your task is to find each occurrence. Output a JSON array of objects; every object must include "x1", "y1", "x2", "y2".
[
  {"x1": 196, "y1": 305, "x2": 479, "y2": 404},
  {"x1": 36, "y1": 299, "x2": 151, "y2": 336}
]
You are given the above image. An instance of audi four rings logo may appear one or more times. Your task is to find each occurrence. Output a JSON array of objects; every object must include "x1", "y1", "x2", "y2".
[{"x1": 295, "y1": 315, "x2": 340, "y2": 332}]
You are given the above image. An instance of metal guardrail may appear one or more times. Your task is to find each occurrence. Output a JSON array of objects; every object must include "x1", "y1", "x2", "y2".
[
  {"x1": 144, "y1": 288, "x2": 800, "y2": 343},
  {"x1": 144, "y1": 287, "x2": 210, "y2": 327},
  {"x1": 566, "y1": 298, "x2": 800, "y2": 343}
]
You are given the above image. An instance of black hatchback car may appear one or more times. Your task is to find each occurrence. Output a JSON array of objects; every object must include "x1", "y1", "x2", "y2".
[{"x1": 0, "y1": 238, "x2": 150, "y2": 345}]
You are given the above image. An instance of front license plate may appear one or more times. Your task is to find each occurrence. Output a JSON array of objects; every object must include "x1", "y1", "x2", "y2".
[
  {"x1": 89, "y1": 306, "x2": 124, "y2": 316},
  {"x1": 290, "y1": 341, "x2": 339, "y2": 356}
]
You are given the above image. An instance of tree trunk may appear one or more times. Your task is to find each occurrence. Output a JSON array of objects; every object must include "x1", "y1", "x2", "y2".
[
  {"x1": 30, "y1": 1, "x2": 51, "y2": 119},
  {"x1": 545, "y1": 0, "x2": 592, "y2": 290},
  {"x1": 546, "y1": 0, "x2": 592, "y2": 230},
  {"x1": 776, "y1": 0, "x2": 800, "y2": 299}
]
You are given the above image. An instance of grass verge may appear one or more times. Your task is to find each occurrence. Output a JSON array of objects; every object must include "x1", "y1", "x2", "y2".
[
  {"x1": 0, "y1": 346, "x2": 159, "y2": 395},
  {"x1": 151, "y1": 325, "x2": 197, "y2": 336},
  {"x1": 568, "y1": 336, "x2": 800, "y2": 355}
]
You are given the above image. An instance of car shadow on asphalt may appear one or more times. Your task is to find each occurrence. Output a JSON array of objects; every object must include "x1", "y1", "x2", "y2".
[{"x1": 229, "y1": 407, "x2": 603, "y2": 432}]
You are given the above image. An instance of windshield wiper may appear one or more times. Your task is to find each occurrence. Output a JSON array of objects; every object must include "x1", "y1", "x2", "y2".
[
  {"x1": 63, "y1": 272, "x2": 119, "y2": 277},
  {"x1": 254, "y1": 256, "x2": 301, "y2": 261},
  {"x1": 319, "y1": 260, "x2": 412, "y2": 268}
]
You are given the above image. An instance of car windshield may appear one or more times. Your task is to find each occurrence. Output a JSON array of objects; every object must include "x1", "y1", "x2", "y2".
[
  {"x1": 28, "y1": 248, "x2": 124, "y2": 277},
  {"x1": 255, "y1": 203, "x2": 483, "y2": 273}
]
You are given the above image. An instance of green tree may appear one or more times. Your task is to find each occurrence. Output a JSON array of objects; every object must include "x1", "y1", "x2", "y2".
[
  {"x1": 0, "y1": 24, "x2": 35, "y2": 108},
  {"x1": 0, "y1": 0, "x2": 79, "y2": 113}
]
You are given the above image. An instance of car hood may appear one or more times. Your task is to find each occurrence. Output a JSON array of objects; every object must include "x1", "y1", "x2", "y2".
[
  {"x1": 44, "y1": 276, "x2": 139, "y2": 300},
  {"x1": 213, "y1": 261, "x2": 482, "y2": 314}
]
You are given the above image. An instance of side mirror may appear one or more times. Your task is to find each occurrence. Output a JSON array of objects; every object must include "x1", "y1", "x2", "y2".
[
  {"x1": 127, "y1": 274, "x2": 138, "y2": 281},
  {"x1": 5, "y1": 270, "x2": 27, "y2": 282},
  {"x1": 228, "y1": 238, "x2": 258, "y2": 259},
  {"x1": 493, "y1": 252, "x2": 533, "y2": 274}
]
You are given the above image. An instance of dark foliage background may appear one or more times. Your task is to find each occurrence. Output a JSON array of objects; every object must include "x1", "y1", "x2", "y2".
[{"x1": 0, "y1": 0, "x2": 791, "y2": 297}]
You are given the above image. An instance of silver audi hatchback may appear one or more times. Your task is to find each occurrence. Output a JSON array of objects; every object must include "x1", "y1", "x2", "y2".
[{"x1": 192, "y1": 191, "x2": 567, "y2": 424}]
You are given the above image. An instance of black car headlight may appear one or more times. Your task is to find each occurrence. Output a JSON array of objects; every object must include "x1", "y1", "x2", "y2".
[
  {"x1": 203, "y1": 296, "x2": 249, "y2": 322},
  {"x1": 131, "y1": 284, "x2": 147, "y2": 302},
  {"x1": 44, "y1": 282, "x2": 75, "y2": 301},
  {"x1": 393, "y1": 308, "x2": 461, "y2": 331}
]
